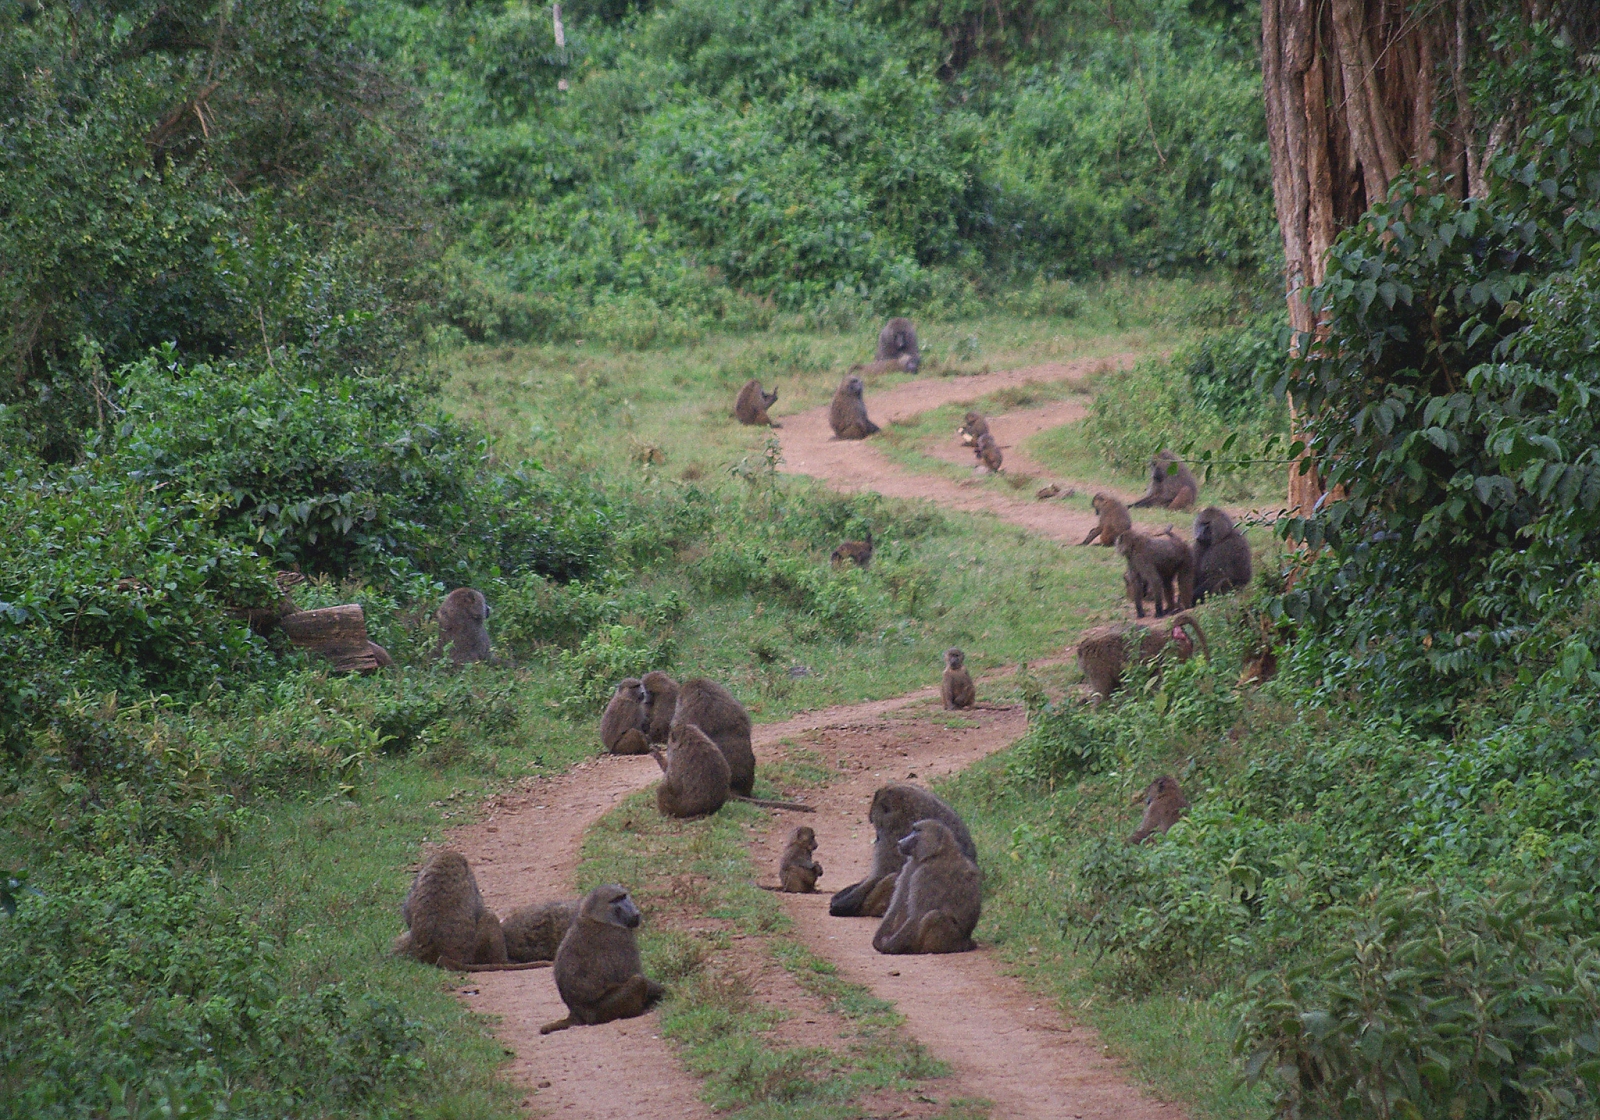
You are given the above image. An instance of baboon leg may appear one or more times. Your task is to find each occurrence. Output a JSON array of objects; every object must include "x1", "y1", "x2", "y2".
[
  {"x1": 1172, "y1": 484, "x2": 1196, "y2": 511},
  {"x1": 828, "y1": 878, "x2": 877, "y2": 917},
  {"x1": 860, "y1": 873, "x2": 898, "y2": 918},
  {"x1": 915, "y1": 910, "x2": 974, "y2": 954},
  {"x1": 1079, "y1": 526, "x2": 1101, "y2": 546},
  {"x1": 613, "y1": 729, "x2": 649, "y2": 755},
  {"x1": 871, "y1": 915, "x2": 916, "y2": 954},
  {"x1": 586, "y1": 974, "x2": 664, "y2": 1026}
]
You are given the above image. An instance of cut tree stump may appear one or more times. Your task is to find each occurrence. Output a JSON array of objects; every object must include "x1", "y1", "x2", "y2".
[{"x1": 280, "y1": 604, "x2": 390, "y2": 674}]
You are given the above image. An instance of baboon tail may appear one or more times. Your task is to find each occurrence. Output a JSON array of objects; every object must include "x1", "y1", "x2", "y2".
[
  {"x1": 439, "y1": 957, "x2": 554, "y2": 973},
  {"x1": 732, "y1": 795, "x2": 817, "y2": 812},
  {"x1": 538, "y1": 1017, "x2": 575, "y2": 1035}
]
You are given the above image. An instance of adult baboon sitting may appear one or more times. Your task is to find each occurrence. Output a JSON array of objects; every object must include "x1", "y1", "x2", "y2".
[
  {"x1": 735, "y1": 380, "x2": 781, "y2": 427},
  {"x1": 876, "y1": 317, "x2": 919, "y2": 372},
  {"x1": 539, "y1": 884, "x2": 665, "y2": 1033},
  {"x1": 1128, "y1": 776, "x2": 1189, "y2": 843},
  {"x1": 1193, "y1": 506, "x2": 1252, "y2": 601},
  {"x1": 871, "y1": 819, "x2": 981, "y2": 954},
  {"x1": 1130, "y1": 450, "x2": 1198, "y2": 511},
  {"x1": 393, "y1": 850, "x2": 548, "y2": 972},
  {"x1": 829, "y1": 784, "x2": 976, "y2": 918},
  {"x1": 829, "y1": 375, "x2": 880, "y2": 440}
]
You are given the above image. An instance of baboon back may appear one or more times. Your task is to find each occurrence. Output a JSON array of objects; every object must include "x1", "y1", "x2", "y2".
[{"x1": 672, "y1": 678, "x2": 755, "y2": 796}]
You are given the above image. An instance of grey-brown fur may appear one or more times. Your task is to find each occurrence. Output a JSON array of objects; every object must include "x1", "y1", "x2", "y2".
[
  {"x1": 829, "y1": 374, "x2": 880, "y2": 440},
  {"x1": 639, "y1": 670, "x2": 679, "y2": 745},
  {"x1": 539, "y1": 885, "x2": 665, "y2": 1033},
  {"x1": 735, "y1": 379, "x2": 781, "y2": 427},
  {"x1": 831, "y1": 530, "x2": 873, "y2": 568},
  {"x1": 651, "y1": 723, "x2": 731, "y2": 819},
  {"x1": 1075, "y1": 612, "x2": 1207, "y2": 702},
  {"x1": 503, "y1": 898, "x2": 580, "y2": 962},
  {"x1": 778, "y1": 825, "x2": 823, "y2": 892},
  {"x1": 871, "y1": 819, "x2": 981, "y2": 954},
  {"x1": 1116, "y1": 528, "x2": 1195, "y2": 617},
  {"x1": 940, "y1": 648, "x2": 974, "y2": 710},
  {"x1": 853, "y1": 355, "x2": 916, "y2": 376},
  {"x1": 672, "y1": 678, "x2": 755, "y2": 796},
  {"x1": 829, "y1": 784, "x2": 976, "y2": 918},
  {"x1": 958, "y1": 411, "x2": 989, "y2": 446},
  {"x1": 1193, "y1": 506, "x2": 1252, "y2": 601},
  {"x1": 1130, "y1": 450, "x2": 1198, "y2": 511},
  {"x1": 600, "y1": 678, "x2": 650, "y2": 755},
  {"x1": 974, "y1": 433, "x2": 1003, "y2": 472},
  {"x1": 1080, "y1": 492, "x2": 1133, "y2": 546},
  {"x1": 876, "y1": 317, "x2": 920, "y2": 372},
  {"x1": 394, "y1": 850, "x2": 548, "y2": 972},
  {"x1": 1128, "y1": 776, "x2": 1190, "y2": 844},
  {"x1": 436, "y1": 588, "x2": 491, "y2": 664}
]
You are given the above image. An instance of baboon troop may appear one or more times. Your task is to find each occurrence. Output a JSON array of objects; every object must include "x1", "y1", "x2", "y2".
[
  {"x1": 503, "y1": 898, "x2": 581, "y2": 963},
  {"x1": 393, "y1": 850, "x2": 549, "y2": 972},
  {"x1": 436, "y1": 587, "x2": 491, "y2": 665},
  {"x1": 600, "y1": 678, "x2": 650, "y2": 755},
  {"x1": 1116, "y1": 528, "x2": 1195, "y2": 618},
  {"x1": 540, "y1": 884, "x2": 665, "y2": 1034},
  {"x1": 776, "y1": 825, "x2": 823, "y2": 892},
  {"x1": 941, "y1": 648, "x2": 975, "y2": 710},
  {"x1": 876, "y1": 317, "x2": 920, "y2": 372},
  {"x1": 734, "y1": 379, "x2": 781, "y2": 427},
  {"x1": 1128, "y1": 776, "x2": 1189, "y2": 844},
  {"x1": 829, "y1": 784, "x2": 976, "y2": 918},
  {"x1": 1080, "y1": 492, "x2": 1132, "y2": 547},
  {"x1": 1075, "y1": 612, "x2": 1208, "y2": 701},
  {"x1": 829, "y1": 374, "x2": 880, "y2": 440},
  {"x1": 1192, "y1": 506, "x2": 1252, "y2": 602},
  {"x1": 639, "y1": 670, "x2": 679, "y2": 745},
  {"x1": 958, "y1": 411, "x2": 990, "y2": 446},
  {"x1": 1130, "y1": 450, "x2": 1198, "y2": 511},
  {"x1": 974, "y1": 433, "x2": 1003, "y2": 473},
  {"x1": 651, "y1": 723, "x2": 731, "y2": 818},
  {"x1": 831, "y1": 529, "x2": 874, "y2": 568},
  {"x1": 871, "y1": 819, "x2": 981, "y2": 955},
  {"x1": 672, "y1": 677, "x2": 755, "y2": 796}
]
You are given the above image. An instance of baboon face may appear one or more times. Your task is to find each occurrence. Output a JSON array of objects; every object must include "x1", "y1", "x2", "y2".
[
  {"x1": 1141, "y1": 776, "x2": 1179, "y2": 804},
  {"x1": 845, "y1": 375, "x2": 865, "y2": 398},
  {"x1": 945, "y1": 648, "x2": 964, "y2": 670},
  {"x1": 790, "y1": 825, "x2": 816, "y2": 851},
  {"x1": 593, "y1": 885, "x2": 642, "y2": 929},
  {"x1": 1194, "y1": 506, "x2": 1232, "y2": 546},
  {"x1": 895, "y1": 819, "x2": 950, "y2": 861},
  {"x1": 964, "y1": 411, "x2": 981, "y2": 426}
]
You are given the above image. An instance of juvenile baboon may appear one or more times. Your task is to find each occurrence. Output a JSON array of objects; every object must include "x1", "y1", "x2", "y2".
[
  {"x1": 1117, "y1": 528, "x2": 1195, "y2": 617},
  {"x1": 852, "y1": 356, "x2": 916, "y2": 376},
  {"x1": 503, "y1": 898, "x2": 580, "y2": 962},
  {"x1": 1130, "y1": 450, "x2": 1199, "y2": 511},
  {"x1": 1193, "y1": 506, "x2": 1252, "y2": 602},
  {"x1": 958, "y1": 411, "x2": 990, "y2": 446},
  {"x1": 651, "y1": 723, "x2": 732, "y2": 818},
  {"x1": 539, "y1": 884, "x2": 665, "y2": 1034},
  {"x1": 1079, "y1": 492, "x2": 1133, "y2": 547},
  {"x1": 1128, "y1": 775, "x2": 1190, "y2": 844},
  {"x1": 393, "y1": 850, "x2": 548, "y2": 972},
  {"x1": 876, "y1": 317, "x2": 920, "y2": 372},
  {"x1": 672, "y1": 678, "x2": 755, "y2": 796},
  {"x1": 974, "y1": 433, "x2": 1003, "y2": 473},
  {"x1": 638, "y1": 670, "x2": 679, "y2": 745},
  {"x1": 436, "y1": 588, "x2": 491, "y2": 664},
  {"x1": 1075, "y1": 612, "x2": 1208, "y2": 701},
  {"x1": 941, "y1": 648, "x2": 975, "y2": 710},
  {"x1": 735, "y1": 379, "x2": 781, "y2": 427},
  {"x1": 777, "y1": 825, "x2": 823, "y2": 892},
  {"x1": 600, "y1": 678, "x2": 650, "y2": 755},
  {"x1": 829, "y1": 784, "x2": 976, "y2": 918},
  {"x1": 1036, "y1": 483, "x2": 1062, "y2": 500},
  {"x1": 871, "y1": 818, "x2": 981, "y2": 954},
  {"x1": 831, "y1": 530, "x2": 874, "y2": 568},
  {"x1": 829, "y1": 374, "x2": 880, "y2": 440}
]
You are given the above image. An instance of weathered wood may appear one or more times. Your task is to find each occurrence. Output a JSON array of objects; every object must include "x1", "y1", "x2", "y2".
[{"x1": 281, "y1": 604, "x2": 387, "y2": 674}]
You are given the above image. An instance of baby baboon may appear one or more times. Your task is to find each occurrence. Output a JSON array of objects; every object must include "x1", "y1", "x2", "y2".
[
  {"x1": 1116, "y1": 528, "x2": 1195, "y2": 617},
  {"x1": 941, "y1": 648, "x2": 975, "y2": 710},
  {"x1": 539, "y1": 884, "x2": 665, "y2": 1034},
  {"x1": 958, "y1": 411, "x2": 990, "y2": 446},
  {"x1": 1193, "y1": 506, "x2": 1252, "y2": 602},
  {"x1": 1130, "y1": 450, "x2": 1199, "y2": 511},
  {"x1": 393, "y1": 850, "x2": 548, "y2": 972},
  {"x1": 1075, "y1": 612, "x2": 1208, "y2": 701},
  {"x1": 735, "y1": 379, "x2": 781, "y2": 427},
  {"x1": 503, "y1": 898, "x2": 580, "y2": 963},
  {"x1": 974, "y1": 433, "x2": 1003, "y2": 473},
  {"x1": 829, "y1": 784, "x2": 976, "y2": 918},
  {"x1": 1079, "y1": 492, "x2": 1133, "y2": 547},
  {"x1": 829, "y1": 374, "x2": 880, "y2": 440},
  {"x1": 831, "y1": 529, "x2": 874, "y2": 568},
  {"x1": 672, "y1": 678, "x2": 755, "y2": 796},
  {"x1": 600, "y1": 678, "x2": 650, "y2": 755},
  {"x1": 876, "y1": 317, "x2": 920, "y2": 372},
  {"x1": 436, "y1": 588, "x2": 491, "y2": 664},
  {"x1": 638, "y1": 670, "x2": 679, "y2": 745},
  {"x1": 777, "y1": 825, "x2": 823, "y2": 892},
  {"x1": 651, "y1": 723, "x2": 731, "y2": 818},
  {"x1": 871, "y1": 819, "x2": 982, "y2": 954},
  {"x1": 1128, "y1": 776, "x2": 1190, "y2": 843}
]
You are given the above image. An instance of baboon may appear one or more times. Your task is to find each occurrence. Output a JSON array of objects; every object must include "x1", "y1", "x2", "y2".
[
  {"x1": 829, "y1": 374, "x2": 880, "y2": 440},
  {"x1": 436, "y1": 588, "x2": 491, "y2": 664},
  {"x1": 941, "y1": 648, "x2": 975, "y2": 710},
  {"x1": 638, "y1": 671, "x2": 679, "y2": 745},
  {"x1": 600, "y1": 678, "x2": 650, "y2": 755},
  {"x1": 852, "y1": 356, "x2": 916, "y2": 376},
  {"x1": 958, "y1": 411, "x2": 990, "y2": 446},
  {"x1": 876, "y1": 317, "x2": 920, "y2": 372},
  {"x1": 1193, "y1": 506, "x2": 1252, "y2": 602},
  {"x1": 829, "y1": 784, "x2": 976, "y2": 918},
  {"x1": 871, "y1": 819, "x2": 982, "y2": 954},
  {"x1": 1080, "y1": 492, "x2": 1133, "y2": 547},
  {"x1": 651, "y1": 723, "x2": 732, "y2": 818},
  {"x1": 539, "y1": 884, "x2": 665, "y2": 1034},
  {"x1": 974, "y1": 434, "x2": 1003, "y2": 473},
  {"x1": 831, "y1": 530, "x2": 874, "y2": 568},
  {"x1": 503, "y1": 898, "x2": 580, "y2": 963},
  {"x1": 672, "y1": 678, "x2": 755, "y2": 796},
  {"x1": 777, "y1": 825, "x2": 823, "y2": 892},
  {"x1": 1075, "y1": 612, "x2": 1208, "y2": 701},
  {"x1": 1130, "y1": 450, "x2": 1199, "y2": 511},
  {"x1": 1117, "y1": 528, "x2": 1195, "y2": 617},
  {"x1": 393, "y1": 850, "x2": 548, "y2": 972},
  {"x1": 1128, "y1": 776, "x2": 1190, "y2": 843},
  {"x1": 1036, "y1": 483, "x2": 1062, "y2": 500},
  {"x1": 735, "y1": 379, "x2": 781, "y2": 427}
]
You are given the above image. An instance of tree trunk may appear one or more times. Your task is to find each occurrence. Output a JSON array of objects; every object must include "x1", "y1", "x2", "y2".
[{"x1": 280, "y1": 604, "x2": 390, "y2": 674}]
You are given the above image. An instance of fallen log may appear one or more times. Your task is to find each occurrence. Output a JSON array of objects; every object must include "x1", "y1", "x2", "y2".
[{"x1": 280, "y1": 604, "x2": 391, "y2": 674}]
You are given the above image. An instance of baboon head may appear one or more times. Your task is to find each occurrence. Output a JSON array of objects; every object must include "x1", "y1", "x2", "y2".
[
  {"x1": 845, "y1": 374, "x2": 865, "y2": 398},
  {"x1": 1193, "y1": 506, "x2": 1233, "y2": 546},
  {"x1": 762, "y1": 386, "x2": 779, "y2": 408},
  {"x1": 586, "y1": 884, "x2": 643, "y2": 929},
  {"x1": 1151, "y1": 450, "x2": 1179, "y2": 481},
  {"x1": 944, "y1": 648, "x2": 965, "y2": 670},
  {"x1": 788, "y1": 825, "x2": 817, "y2": 852},
  {"x1": 896, "y1": 818, "x2": 955, "y2": 861}
]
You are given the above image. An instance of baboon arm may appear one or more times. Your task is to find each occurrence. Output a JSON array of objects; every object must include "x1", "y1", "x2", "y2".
[
  {"x1": 1079, "y1": 525, "x2": 1101, "y2": 545},
  {"x1": 828, "y1": 878, "x2": 875, "y2": 916},
  {"x1": 1129, "y1": 493, "x2": 1157, "y2": 508}
]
